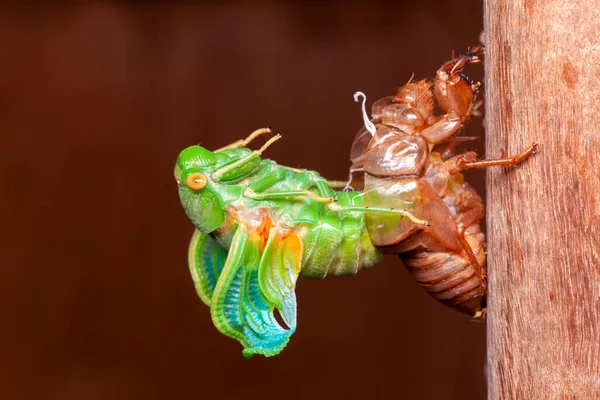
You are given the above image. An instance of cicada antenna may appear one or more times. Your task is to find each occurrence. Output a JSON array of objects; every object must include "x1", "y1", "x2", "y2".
[{"x1": 353, "y1": 91, "x2": 376, "y2": 136}]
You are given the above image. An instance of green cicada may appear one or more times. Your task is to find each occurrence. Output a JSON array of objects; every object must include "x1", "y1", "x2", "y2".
[
  {"x1": 174, "y1": 128, "x2": 426, "y2": 358},
  {"x1": 174, "y1": 47, "x2": 537, "y2": 358}
]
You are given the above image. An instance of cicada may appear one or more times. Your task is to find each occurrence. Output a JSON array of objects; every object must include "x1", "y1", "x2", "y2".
[
  {"x1": 174, "y1": 46, "x2": 536, "y2": 357},
  {"x1": 174, "y1": 130, "x2": 427, "y2": 357},
  {"x1": 347, "y1": 46, "x2": 536, "y2": 316}
]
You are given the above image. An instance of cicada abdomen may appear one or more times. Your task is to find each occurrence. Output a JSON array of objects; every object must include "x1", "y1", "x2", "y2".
[{"x1": 391, "y1": 173, "x2": 487, "y2": 315}]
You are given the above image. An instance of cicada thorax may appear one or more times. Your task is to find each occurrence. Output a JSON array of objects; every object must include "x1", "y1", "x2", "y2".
[
  {"x1": 348, "y1": 80, "x2": 434, "y2": 191},
  {"x1": 362, "y1": 127, "x2": 461, "y2": 250}
]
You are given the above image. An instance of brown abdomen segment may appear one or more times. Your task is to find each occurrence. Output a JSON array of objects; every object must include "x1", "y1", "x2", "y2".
[{"x1": 394, "y1": 217, "x2": 487, "y2": 316}]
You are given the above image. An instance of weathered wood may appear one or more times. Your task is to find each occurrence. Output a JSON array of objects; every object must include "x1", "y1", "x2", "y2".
[{"x1": 484, "y1": 0, "x2": 600, "y2": 398}]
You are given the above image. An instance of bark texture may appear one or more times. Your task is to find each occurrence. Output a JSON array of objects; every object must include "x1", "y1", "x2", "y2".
[{"x1": 485, "y1": 0, "x2": 600, "y2": 398}]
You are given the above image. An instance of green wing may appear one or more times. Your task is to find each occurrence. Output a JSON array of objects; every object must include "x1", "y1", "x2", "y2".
[
  {"x1": 188, "y1": 229, "x2": 227, "y2": 305},
  {"x1": 258, "y1": 229, "x2": 302, "y2": 331},
  {"x1": 188, "y1": 227, "x2": 302, "y2": 357}
]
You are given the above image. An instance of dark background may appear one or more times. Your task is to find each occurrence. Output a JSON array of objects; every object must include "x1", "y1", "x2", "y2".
[{"x1": 0, "y1": 1, "x2": 487, "y2": 399}]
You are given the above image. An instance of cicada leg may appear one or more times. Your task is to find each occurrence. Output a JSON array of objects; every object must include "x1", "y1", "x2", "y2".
[
  {"x1": 245, "y1": 189, "x2": 335, "y2": 203},
  {"x1": 327, "y1": 203, "x2": 430, "y2": 227},
  {"x1": 212, "y1": 135, "x2": 281, "y2": 181},
  {"x1": 436, "y1": 143, "x2": 538, "y2": 175},
  {"x1": 413, "y1": 47, "x2": 483, "y2": 144},
  {"x1": 458, "y1": 143, "x2": 538, "y2": 170},
  {"x1": 309, "y1": 171, "x2": 337, "y2": 198},
  {"x1": 456, "y1": 224, "x2": 486, "y2": 285},
  {"x1": 244, "y1": 165, "x2": 336, "y2": 203},
  {"x1": 215, "y1": 127, "x2": 272, "y2": 152},
  {"x1": 325, "y1": 180, "x2": 348, "y2": 190}
]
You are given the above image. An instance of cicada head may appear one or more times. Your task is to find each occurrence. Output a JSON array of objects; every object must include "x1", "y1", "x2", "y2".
[
  {"x1": 174, "y1": 145, "x2": 261, "y2": 234},
  {"x1": 174, "y1": 145, "x2": 226, "y2": 234}
]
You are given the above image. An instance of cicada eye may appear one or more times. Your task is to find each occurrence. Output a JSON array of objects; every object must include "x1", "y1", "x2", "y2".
[{"x1": 185, "y1": 172, "x2": 207, "y2": 191}]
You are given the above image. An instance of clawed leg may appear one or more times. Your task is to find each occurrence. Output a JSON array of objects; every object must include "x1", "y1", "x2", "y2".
[
  {"x1": 243, "y1": 165, "x2": 336, "y2": 203},
  {"x1": 456, "y1": 224, "x2": 485, "y2": 280},
  {"x1": 215, "y1": 127, "x2": 272, "y2": 152},
  {"x1": 328, "y1": 203, "x2": 430, "y2": 227},
  {"x1": 456, "y1": 223, "x2": 487, "y2": 321},
  {"x1": 459, "y1": 143, "x2": 538, "y2": 170},
  {"x1": 439, "y1": 143, "x2": 538, "y2": 175},
  {"x1": 441, "y1": 45, "x2": 484, "y2": 77},
  {"x1": 244, "y1": 188, "x2": 335, "y2": 203},
  {"x1": 212, "y1": 134, "x2": 281, "y2": 181}
]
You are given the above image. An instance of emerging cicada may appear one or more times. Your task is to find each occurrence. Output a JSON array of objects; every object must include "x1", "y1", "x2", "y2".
[
  {"x1": 174, "y1": 130, "x2": 427, "y2": 357},
  {"x1": 347, "y1": 46, "x2": 536, "y2": 316},
  {"x1": 174, "y1": 46, "x2": 536, "y2": 357}
]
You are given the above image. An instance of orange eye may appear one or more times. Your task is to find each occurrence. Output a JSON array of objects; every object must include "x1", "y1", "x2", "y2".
[{"x1": 186, "y1": 172, "x2": 207, "y2": 191}]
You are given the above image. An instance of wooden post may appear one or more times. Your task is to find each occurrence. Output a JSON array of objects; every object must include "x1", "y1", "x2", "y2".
[{"x1": 484, "y1": 0, "x2": 600, "y2": 398}]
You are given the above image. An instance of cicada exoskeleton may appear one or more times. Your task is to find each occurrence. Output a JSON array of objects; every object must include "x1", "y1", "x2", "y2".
[{"x1": 349, "y1": 46, "x2": 536, "y2": 317}]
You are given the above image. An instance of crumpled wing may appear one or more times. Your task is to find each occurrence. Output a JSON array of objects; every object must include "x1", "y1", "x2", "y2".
[
  {"x1": 188, "y1": 229, "x2": 227, "y2": 305},
  {"x1": 207, "y1": 226, "x2": 302, "y2": 358},
  {"x1": 258, "y1": 228, "x2": 302, "y2": 331}
]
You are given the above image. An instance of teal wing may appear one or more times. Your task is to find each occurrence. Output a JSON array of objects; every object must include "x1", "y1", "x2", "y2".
[
  {"x1": 189, "y1": 227, "x2": 302, "y2": 357},
  {"x1": 188, "y1": 229, "x2": 227, "y2": 305}
]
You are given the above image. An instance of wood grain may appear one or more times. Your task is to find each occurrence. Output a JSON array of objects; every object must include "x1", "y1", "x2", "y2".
[{"x1": 484, "y1": 0, "x2": 600, "y2": 398}]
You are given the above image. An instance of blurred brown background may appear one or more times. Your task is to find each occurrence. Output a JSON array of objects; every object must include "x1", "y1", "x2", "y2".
[{"x1": 0, "y1": 1, "x2": 486, "y2": 399}]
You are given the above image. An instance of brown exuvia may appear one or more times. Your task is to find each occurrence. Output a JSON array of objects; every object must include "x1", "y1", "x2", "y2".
[{"x1": 347, "y1": 46, "x2": 536, "y2": 317}]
